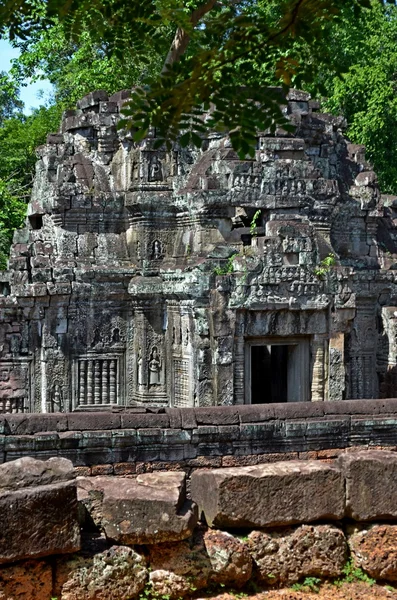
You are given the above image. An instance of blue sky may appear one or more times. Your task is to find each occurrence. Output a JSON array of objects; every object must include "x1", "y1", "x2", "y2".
[{"x1": 0, "y1": 39, "x2": 53, "y2": 113}]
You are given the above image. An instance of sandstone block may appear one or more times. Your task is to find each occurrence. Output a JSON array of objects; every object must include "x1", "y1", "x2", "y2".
[
  {"x1": 0, "y1": 480, "x2": 81, "y2": 564},
  {"x1": 148, "y1": 528, "x2": 252, "y2": 598},
  {"x1": 54, "y1": 545, "x2": 147, "y2": 600},
  {"x1": 190, "y1": 461, "x2": 344, "y2": 528},
  {"x1": 77, "y1": 472, "x2": 197, "y2": 544},
  {"x1": 248, "y1": 524, "x2": 347, "y2": 585},
  {"x1": 349, "y1": 524, "x2": 397, "y2": 581},
  {"x1": 0, "y1": 456, "x2": 74, "y2": 490},
  {"x1": 0, "y1": 457, "x2": 80, "y2": 564},
  {"x1": 339, "y1": 450, "x2": 397, "y2": 520},
  {"x1": 0, "y1": 560, "x2": 52, "y2": 600}
]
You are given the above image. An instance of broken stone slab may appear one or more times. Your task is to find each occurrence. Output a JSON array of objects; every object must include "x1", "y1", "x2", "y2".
[
  {"x1": 348, "y1": 524, "x2": 397, "y2": 582},
  {"x1": 248, "y1": 524, "x2": 347, "y2": 585},
  {"x1": 338, "y1": 450, "x2": 397, "y2": 520},
  {"x1": 190, "y1": 461, "x2": 344, "y2": 528},
  {"x1": 77, "y1": 471, "x2": 197, "y2": 544},
  {"x1": 0, "y1": 456, "x2": 75, "y2": 490}
]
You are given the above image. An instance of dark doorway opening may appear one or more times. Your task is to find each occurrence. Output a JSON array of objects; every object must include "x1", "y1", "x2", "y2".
[{"x1": 251, "y1": 345, "x2": 289, "y2": 403}]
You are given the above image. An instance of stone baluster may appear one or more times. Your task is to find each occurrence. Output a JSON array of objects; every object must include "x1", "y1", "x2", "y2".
[
  {"x1": 94, "y1": 360, "x2": 101, "y2": 404},
  {"x1": 109, "y1": 359, "x2": 116, "y2": 403},
  {"x1": 102, "y1": 360, "x2": 109, "y2": 403},
  {"x1": 79, "y1": 361, "x2": 86, "y2": 405},
  {"x1": 87, "y1": 360, "x2": 93, "y2": 404}
]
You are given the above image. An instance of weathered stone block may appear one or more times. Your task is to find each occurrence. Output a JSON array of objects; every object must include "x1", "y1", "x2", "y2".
[
  {"x1": 0, "y1": 560, "x2": 53, "y2": 600},
  {"x1": 248, "y1": 524, "x2": 347, "y2": 584},
  {"x1": 349, "y1": 524, "x2": 397, "y2": 581},
  {"x1": 148, "y1": 528, "x2": 252, "y2": 598},
  {"x1": 67, "y1": 412, "x2": 121, "y2": 431},
  {"x1": 190, "y1": 461, "x2": 344, "y2": 528},
  {"x1": 339, "y1": 450, "x2": 397, "y2": 520},
  {"x1": 77, "y1": 471, "x2": 197, "y2": 544},
  {"x1": 0, "y1": 481, "x2": 80, "y2": 563},
  {"x1": 54, "y1": 545, "x2": 147, "y2": 600}
]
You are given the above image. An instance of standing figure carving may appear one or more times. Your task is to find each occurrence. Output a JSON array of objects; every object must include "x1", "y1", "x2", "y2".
[
  {"x1": 48, "y1": 382, "x2": 63, "y2": 412},
  {"x1": 148, "y1": 156, "x2": 163, "y2": 182},
  {"x1": 149, "y1": 346, "x2": 162, "y2": 386},
  {"x1": 152, "y1": 240, "x2": 162, "y2": 260}
]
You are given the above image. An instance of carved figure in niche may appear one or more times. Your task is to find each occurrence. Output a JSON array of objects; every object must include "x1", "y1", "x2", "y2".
[
  {"x1": 149, "y1": 346, "x2": 162, "y2": 386},
  {"x1": 152, "y1": 240, "x2": 162, "y2": 260},
  {"x1": 137, "y1": 347, "x2": 145, "y2": 386},
  {"x1": 172, "y1": 326, "x2": 176, "y2": 346},
  {"x1": 112, "y1": 328, "x2": 121, "y2": 343},
  {"x1": 136, "y1": 241, "x2": 141, "y2": 259},
  {"x1": 47, "y1": 382, "x2": 63, "y2": 412},
  {"x1": 185, "y1": 328, "x2": 189, "y2": 346},
  {"x1": 148, "y1": 156, "x2": 163, "y2": 182},
  {"x1": 91, "y1": 328, "x2": 102, "y2": 347}
]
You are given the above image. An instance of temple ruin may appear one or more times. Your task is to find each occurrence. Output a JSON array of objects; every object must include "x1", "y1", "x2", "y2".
[{"x1": 1, "y1": 88, "x2": 397, "y2": 413}]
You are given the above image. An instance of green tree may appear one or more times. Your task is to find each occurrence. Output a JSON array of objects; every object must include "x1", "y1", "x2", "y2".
[
  {"x1": 8, "y1": 19, "x2": 170, "y2": 107},
  {"x1": 0, "y1": 71, "x2": 23, "y2": 125},
  {"x1": 0, "y1": 0, "x2": 372, "y2": 156},
  {"x1": 0, "y1": 104, "x2": 63, "y2": 268},
  {"x1": 317, "y1": 0, "x2": 397, "y2": 192}
]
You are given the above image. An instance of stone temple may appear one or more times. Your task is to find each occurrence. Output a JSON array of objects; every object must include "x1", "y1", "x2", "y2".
[{"x1": 1, "y1": 88, "x2": 397, "y2": 413}]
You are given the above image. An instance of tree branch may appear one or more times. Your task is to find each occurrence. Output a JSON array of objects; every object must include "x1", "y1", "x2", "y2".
[{"x1": 162, "y1": 0, "x2": 218, "y2": 73}]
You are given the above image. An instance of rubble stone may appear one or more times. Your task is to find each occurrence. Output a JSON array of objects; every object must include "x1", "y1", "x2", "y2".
[
  {"x1": 148, "y1": 528, "x2": 252, "y2": 598},
  {"x1": 190, "y1": 461, "x2": 344, "y2": 528},
  {"x1": 54, "y1": 545, "x2": 148, "y2": 600},
  {"x1": 0, "y1": 560, "x2": 52, "y2": 600},
  {"x1": 248, "y1": 524, "x2": 347, "y2": 585},
  {"x1": 349, "y1": 524, "x2": 397, "y2": 581}
]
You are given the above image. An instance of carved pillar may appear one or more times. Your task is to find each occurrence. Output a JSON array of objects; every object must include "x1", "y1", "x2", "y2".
[
  {"x1": 348, "y1": 297, "x2": 378, "y2": 399},
  {"x1": 234, "y1": 311, "x2": 245, "y2": 404}
]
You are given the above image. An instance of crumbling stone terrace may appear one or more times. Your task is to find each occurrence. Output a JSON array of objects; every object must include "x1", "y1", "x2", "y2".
[
  {"x1": 2, "y1": 399, "x2": 397, "y2": 470},
  {"x1": 2, "y1": 451, "x2": 397, "y2": 599},
  {"x1": 2, "y1": 88, "x2": 397, "y2": 412}
]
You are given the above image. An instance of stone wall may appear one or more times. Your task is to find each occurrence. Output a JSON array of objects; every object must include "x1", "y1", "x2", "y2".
[
  {"x1": 2, "y1": 451, "x2": 397, "y2": 599},
  {"x1": 2, "y1": 399, "x2": 397, "y2": 472},
  {"x1": 2, "y1": 89, "x2": 397, "y2": 410}
]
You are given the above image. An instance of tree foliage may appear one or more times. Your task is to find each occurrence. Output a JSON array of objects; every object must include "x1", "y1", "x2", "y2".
[
  {"x1": 0, "y1": 104, "x2": 63, "y2": 268},
  {"x1": 1, "y1": 0, "x2": 397, "y2": 270},
  {"x1": 0, "y1": 0, "x2": 374, "y2": 157},
  {"x1": 317, "y1": 0, "x2": 397, "y2": 192}
]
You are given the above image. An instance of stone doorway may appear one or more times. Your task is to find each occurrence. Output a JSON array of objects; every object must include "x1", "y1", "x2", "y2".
[{"x1": 245, "y1": 338, "x2": 310, "y2": 403}]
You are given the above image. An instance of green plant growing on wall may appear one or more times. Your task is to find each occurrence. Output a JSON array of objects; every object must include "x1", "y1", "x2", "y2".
[
  {"x1": 291, "y1": 576, "x2": 321, "y2": 593},
  {"x1": 250, "y1": 210, "x2": 262, "y2": 237},
  {"x1": 313, "y1": 253, "x2": 336, "y2": 279},
  {"x1": 213, "y1": 253, "x2": 239, "y2": 276},
  {"x1": 334, "y1": 559, "x2": 375, "y2": 587}
]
